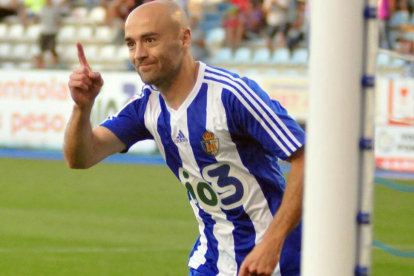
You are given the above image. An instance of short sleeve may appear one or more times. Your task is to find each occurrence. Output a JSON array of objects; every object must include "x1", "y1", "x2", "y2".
[
  {"x1": 100, "y1": 90, "x2": 153, "y2": 152},
  {"x1": 222, "y1": 77, "x2": 305, "y2": 161}
]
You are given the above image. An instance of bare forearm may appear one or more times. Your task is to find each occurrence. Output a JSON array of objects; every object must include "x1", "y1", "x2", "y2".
[
  {"x1": 238, "y1": 151, "x2": 305, "y2": 276},
  {"x1": 65, "y1": 43, "x2": 118, "y2": 169},
  {"x1": 64, "y1": 105, "x2": 94, "y2": 169},
  {"x1": 261, "y1": 151, "x2": 305, "y2": 247}
]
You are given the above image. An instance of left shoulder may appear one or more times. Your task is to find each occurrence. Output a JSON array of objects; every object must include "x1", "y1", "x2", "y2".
[{"x1": 203, "y1": 64, "x2": 264, "y2": 94}]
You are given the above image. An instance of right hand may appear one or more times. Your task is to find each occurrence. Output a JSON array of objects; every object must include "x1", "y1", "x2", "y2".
[{"x1": 68, "y1": 42, "x2": 104, "y2": 109}]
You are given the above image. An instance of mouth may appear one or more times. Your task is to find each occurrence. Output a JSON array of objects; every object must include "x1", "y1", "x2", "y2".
[{"x1": 137, "y1": 62, "x2": 155, "y2": 69}]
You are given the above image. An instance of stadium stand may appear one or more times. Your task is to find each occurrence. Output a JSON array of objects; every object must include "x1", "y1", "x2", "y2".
[
  {"x1": 77, "y1": 25, "x2": 94, "y2": 43},
  {"x1": 271, "y1": 48, "x2": 291, "y2": 66},
  {"x1": 7, "y1": 23, "x2": 24, "y2": 41},
  {"x1": 0, "y1": 0, "x2": 412, "y2": 75},
  {"x1": 0, "y1": 23, "x2": 7, "y2": 39},
  {"x1": 94, "y1": 25, "x2": 114, "y2": 43},
  {"x1": 290, "y1": 48, "x2": 308, "y2": 66},
  {"x1": 389, "y1": 57, "x2": 406, "y2": 69},
  {"x1": 61, "y1": 44, "x2": 78, "y2": 63},
  {"x1": 205, "y1": 27, "x2": 226, "y2": 56},
  {"x1": 83, "y1": 45, "x2": 99, "y2": 62},
  {"x1": 28, "y1": 44, "x2": 41, "y2": 58},
  {"x1": 57, "y1": 25, "x2": 77, "y2": 43},
  {"x1": 65, "y1": 6, "x2": 89, "y2": 24},
  {"x1": 389, "y1": 10, "x2": 410, "y2": 27},
  {"x1": 0, "y1": 43, "x2": 11, "y2": 59},
  {"x1": 207, "y1": 47, "x2": 233, "y2": 65},
  {"x1": 10, "y1": 43, "x2": 29, "y2": 61},
  {"x1": 377, "y1": 52, "x2": 391, "y2": 68},
  {"x1": 26, "y1": 24, "x2": 41, "y2": 42},
  {"x1": 89, "y1": 6, "x2": 106, "y2": 24},
  {"x1": 232, "y1": 47, "x2": 252, "y2": 64},
  {"x1": 96, "y1": 44, "x2": 118, "y2": 62},
  {"x1": 251, "y1": 48, "x2": 271, "y2": 65}
]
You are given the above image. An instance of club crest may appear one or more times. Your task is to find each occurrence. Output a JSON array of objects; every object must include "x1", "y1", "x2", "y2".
[{"x1": 201, "y1": 131, "x2": 219, "y2": 156}]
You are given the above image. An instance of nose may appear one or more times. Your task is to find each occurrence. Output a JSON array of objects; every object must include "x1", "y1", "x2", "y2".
[{"x1": 134, "y1": 43, "x2": 148, "y2": 63}]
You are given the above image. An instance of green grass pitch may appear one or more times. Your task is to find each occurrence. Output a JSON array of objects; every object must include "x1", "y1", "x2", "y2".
[{"x1": 0, "y1": 158, "x2": 412, "y2": 276}]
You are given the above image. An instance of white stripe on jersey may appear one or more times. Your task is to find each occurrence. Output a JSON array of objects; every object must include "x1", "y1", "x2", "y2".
[
  {"x1": 204, "y1": 74, "x2": 292, "y2": 156},
  {"x1": 207, "y1": 84, "x2": 275, "y2": 242},
  {"x1": 168, "y1": 109, "x2": 211, "y2": 269},
  {"x1": 172, "y1": 106, "x2": 241, "y2": 274},
  {"x1": 188, "y1": 199, "x2": 207, "y2": 269},
  {"x1": 144, "y1": 89, "x2": 166, "y2": 161},
  {"x1": 206, "y1": 66, "x2": 303, "y2": 150},
  {"x1": 274, "y1": 264, "x2": 282, "y2": 276},
  {"x1": 205, "y1": 84, "x2": 240, "y2": 275},
  {"x1": 171, "y1": 110, "x2": 201, "y2": 178}
]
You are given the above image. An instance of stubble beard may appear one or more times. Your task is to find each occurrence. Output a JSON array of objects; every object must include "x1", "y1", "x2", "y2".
[{"x1": 137, "y1": 59, "x2": 182, "y2": 90}]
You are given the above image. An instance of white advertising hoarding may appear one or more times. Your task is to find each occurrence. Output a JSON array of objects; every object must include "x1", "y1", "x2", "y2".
[
  {"x1": 257, "y1": 75, "x2": 308, "y2": 123},
  {"x1": 387, "y1": 78, "x2": 414, "y2": 125},
  {"x1": 374, "y1": 78, "x2": 414, "y2": 171},
  {"x1": 375, "y1": 125, "x2": 414, "y2": 171},
  {"x1": 0, "y1": 70, "x2": 156, "y2": 153}
]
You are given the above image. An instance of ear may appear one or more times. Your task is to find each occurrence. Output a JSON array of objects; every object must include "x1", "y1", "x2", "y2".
[{"x1": 182, "y1": 28, "x2": 192, "y2": 48}]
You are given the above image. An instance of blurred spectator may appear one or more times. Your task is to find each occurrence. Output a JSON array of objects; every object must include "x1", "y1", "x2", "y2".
[
  {"x1": 378, "y1": 0, "x2": 394, "y2": 49},
  {"x1": 395, "y1": 0, "x2": 408, "y2": 10},
  {"x1": 396, "y1": 35, "x2": 413, "y2": 54},
  {"x1": 34, "y1": 0, "x2": 61, "y2": 69},
  {"x1": 231, "y1": 0, "x2": 249, "y2": 12},
  {"x1": 86, "y1": 0, "x2": 107, "y2": 10},
  {"x1": 394, "y1": 30, "x2": 414, "y2": 76},
  {"x1": 106, "y1": 0, "x2": 136, "y2": 24},
  {"x1": 241, "y1": 0, "x2": 265, "y2": 40},
  {"x1": 189, "y1": 15, "x2": 209, "y2": 61},
  {"x1": 287, "y1": 0, "x2": 297, "y2": 27},
  {"x1": 0, "y1": 0, "x2": 19, "y2": 21},
  {"x1": 223, "y1": 5, "x2": 244, "y2": 49},
  {"x1": 263, "y1": 0, "x2": 291, "y2": 50},
  {"x1": 304, "y1": 0, "x2": 310, "y2": 48},
  {"x1": 408, "y1": 0, "x2": 414, "y2": 13},
  {"x1": 107, "y1": 0, "x2": 145, "y2": 43},
  {"x1": 21, "y1": 0, "x2": 45, "y2": 24},
  {"x1": 286, "y1": 0, "x2": 305, "y2": 51}
]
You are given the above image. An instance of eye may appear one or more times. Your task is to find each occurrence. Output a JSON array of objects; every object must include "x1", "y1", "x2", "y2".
[
  {"x1": 126, "y1": 41, "x2": 135, "y2": 49},
  {"x1": 145, "y1": 37, "x2": 155, "y2": 43}
]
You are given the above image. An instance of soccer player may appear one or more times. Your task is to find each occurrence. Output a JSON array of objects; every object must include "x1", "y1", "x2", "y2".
[{"x1": 64, "y1": 1, "x2": 305, "y2": 276}]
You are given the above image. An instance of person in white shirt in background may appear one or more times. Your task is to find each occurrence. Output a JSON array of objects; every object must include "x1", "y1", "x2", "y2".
[
  {"x1": 35, "y1": 0, "x2": 61, "y2": 69},
  {"x1": 263, "y1": 0, "x2": 291, "y2": 51}
]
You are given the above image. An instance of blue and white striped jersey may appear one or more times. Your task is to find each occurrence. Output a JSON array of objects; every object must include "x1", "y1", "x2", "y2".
[{"x1": 101, "y1": 62, "x2": 305, "y2": 276}]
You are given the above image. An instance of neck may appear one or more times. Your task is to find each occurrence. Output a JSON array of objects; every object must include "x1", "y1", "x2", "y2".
[{"x1": 158, "y1": 56, "x2": 199, "y2": 111}]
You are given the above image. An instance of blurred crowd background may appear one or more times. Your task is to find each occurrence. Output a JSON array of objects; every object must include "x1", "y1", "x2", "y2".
[{"x1": 0, "y1": 0, "x2": 413, "y2": 75}]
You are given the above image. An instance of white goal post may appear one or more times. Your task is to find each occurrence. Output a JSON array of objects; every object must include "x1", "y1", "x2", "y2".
[{"x1": 302, "y1": 0, "x2": 377, "y2": 275}]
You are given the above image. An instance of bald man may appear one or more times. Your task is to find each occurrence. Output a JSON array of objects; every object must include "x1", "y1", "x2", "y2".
[{"x1": 65, "y1": 1, "x2": 305, "y2": 276}]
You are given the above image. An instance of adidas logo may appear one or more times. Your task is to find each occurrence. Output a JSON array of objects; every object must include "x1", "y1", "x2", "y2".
[{"x1": 174, "y1": 130, "x2": 188, "y2": 143}]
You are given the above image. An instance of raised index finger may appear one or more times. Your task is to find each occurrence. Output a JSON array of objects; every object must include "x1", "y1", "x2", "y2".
[{"x1": 77, "y1": 42, "x2": 91, "y2": 70}]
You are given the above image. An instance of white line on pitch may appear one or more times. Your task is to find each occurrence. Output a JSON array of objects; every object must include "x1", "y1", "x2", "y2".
[{"x1": 373, "y1": 245, "x2": 414, "y2": 250}]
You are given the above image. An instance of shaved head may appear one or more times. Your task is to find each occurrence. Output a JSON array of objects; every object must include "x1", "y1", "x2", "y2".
[{"x1": 126, "y1": 0, "x2": 189, "y2": 37}]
